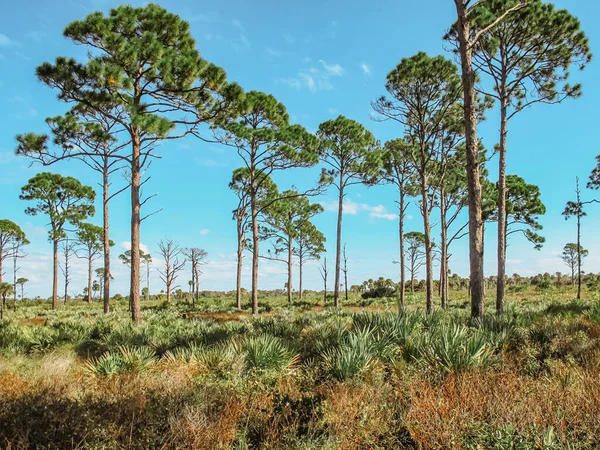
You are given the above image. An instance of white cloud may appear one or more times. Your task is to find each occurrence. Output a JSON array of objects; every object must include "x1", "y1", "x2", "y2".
[
  {"x1": 266, "y1": 47, "x2": 283, "y2": 58},
  {"x1": 360, "y1": 63, "x2": 372, "y2": 76},
  {"x1": 279, "y1": 59, "x2": 345, "y2": 93},
  {"x1": 0, "y1": 34, "x2": 21, "y2": 47},
  {"x1": 327, "y1": 107, "x2": 339, "y2": 115},
  {"x1": 232, "y1": 19, "x2": 245, "y2": 32},
  {"x1": 190, "y1": 14, "x2": 211, "y2": 22},
  {"x1": 199, "y1": 229, "x2": 210, "y2": 236},
  {"x1": 319, "y1": 60, "x2": 345, "y2": 76},
  {"x1": 26, "y1": 31, "x2": 44, "y2": 42},
  {"x1": 120, "y1": 241, "x2": 150, "y2": 255},
  {"x1": 194, "y1": 158, "x2": 227, "y2": 168},
  {"x1": 320, "y1": 199, "x2": 396, "y2": 221},
  {"x1": 283, "y1": 33, "x2": 296, "y2": 44}
]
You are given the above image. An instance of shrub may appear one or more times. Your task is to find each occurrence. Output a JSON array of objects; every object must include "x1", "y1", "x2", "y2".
[
  {"x1": 416, "y1": 324, "x2": 496, "y2": 374},
  {"x1": 240, "y1": 334, "x2": 297, "y2": 373},
  {"x1": 83, "y1": 345, "x2": 156, "y2": 377}
]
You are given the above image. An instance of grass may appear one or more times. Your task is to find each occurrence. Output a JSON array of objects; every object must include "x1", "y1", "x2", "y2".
[{"x1": 0, "y1": 289, "x2": 599, "y2": 448}]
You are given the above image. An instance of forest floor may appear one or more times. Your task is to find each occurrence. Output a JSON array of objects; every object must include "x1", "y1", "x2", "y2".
[{"x1": 1, "y1": 288, "x2": 600, "y2": 449}]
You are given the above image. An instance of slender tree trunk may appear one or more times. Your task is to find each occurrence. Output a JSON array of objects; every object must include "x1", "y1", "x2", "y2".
[
  {"x1": 87, "y1": 252, "x2": 93, "y2": 304},
  {"x1": 299, "y1": 251, "x2": 304, "y2": 301},
  {"x1": 577, "y1": 214, "x2": 582, "y2": 300},
  {"x1": 13, "y1": 255, "x2": 17, "y2": 306},
  {"x1": 287, "y1": 234, "x2": 292, "y2": 303},
  {"x1": 454, "y1": 0, "x2": 485, "y2": 318},
  {"x1": 571, "y1": 264, "x2": 575, "y2": 287},
  {"x1": 103, "y1": 160, "x2": 111, "y2": 314},
  {"x1": 399, "y1": 191, "x2": 406, "y2": 309},
  {"x1": 0, "y1": 251, "x2": 3, "y2": 284},
  {"x1": 496, "y1": 98, "x2": 508, "y2": 314},
  {"x1": 236, "y1": 214, "x2": 244, "y2": 309},
  {"x1": 63, "y1": 240, "x2": 69, "y2": 305},
  {"x1": 420, "y1": 173, "x2": 434, "y2": 315},
  {"x1": 440, "y1": 193, "x2": 448, "y2": 309},
  {"x1": 130, "y1": 131, "x2": 142, "y2": 325},
  {"x1": 52, "y1": 238, "x2": 58, "y2": 310},
  {"x1": 194, "y1": 265, "x2": 199, "y2": 305},
  {"x1": 334, "y1": 179, "x2": 344, "y2": 307},
  {"x1": 251, "y1": 193, "x2": 260, "y2": 315}
]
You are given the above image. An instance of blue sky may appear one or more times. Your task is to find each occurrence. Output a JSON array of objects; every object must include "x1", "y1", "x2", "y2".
[{"x1": 1, "y1": 0, "x2": 599, "y2": 298}]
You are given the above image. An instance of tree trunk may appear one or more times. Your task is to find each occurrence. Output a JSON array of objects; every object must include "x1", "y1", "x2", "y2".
[
  {"x1": 454, "y1": 0, "x2": 485, "y2": 318},
  {"x1": 440, "y1": 193, "x2": 448, "y2": 309},
  {"x1": 399, "y1": 190, "x2": 406, "y2": 309},
  {"x1": 251, "y1": 194, "x2": 260, "y2": 315},
  {"x1": 52, "y1": 238, "x2": 58, "y2": 310},
  {"x1": 496, "y1": 98, "x2": 508, "y2": 314},
  {"x1": 130, "y1": 131, "x2": 142, "y2": 325},
  {"x1": 577, "y1": 214, "x2": 582, "y2": 300},
  {"x1": 13, "y1": 254, "x2": 17, "y2": 306},
  {"x1": 146, "y1": 262, "x2": 151, "y2": 302},
  {"x1": 87, "y1": 251, "x2": 93, "y2": 304},
  {"x1": 103, "y1": 160, "x2": 111, "y2": 314},
  {"x1": 420, "y1": 172, "x2": 434, "y2": 315},
  {"x1": 299, "y1": 251, "x2": 304, "y2": 301},
  {"x1": 334, "y1": 179, "x2": 344, "y2": 307},
  {"x1": 236, "y1": 214, "x2": 244, "y2": 309},
  {"x1": 63, "y1": 240, "x2": 70, "y2": 305},
  {"x1": 287, "y1": 233, "x2": 292, "y2": 303}
]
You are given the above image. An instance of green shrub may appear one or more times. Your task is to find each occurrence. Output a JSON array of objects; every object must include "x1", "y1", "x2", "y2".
[
  {"x1": 416, "y1": 324, "x2": 496, "y2": 374},
  {"x1": 239, "y1": 334, "x2": 297, "y2": 373}
]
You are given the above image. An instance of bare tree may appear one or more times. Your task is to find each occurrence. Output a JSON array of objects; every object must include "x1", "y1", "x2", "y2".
[
  {"x1": 158, "y1": 239, "x2": 186, "y2": 302},
  {"x1": 319, "y1": 257, "x2": 329, "y2": 304},
  {"x1": 342, "y1": 244, "x2": 349, "y2": 302},
  {"x1": 183, "y1": 248, "x2": 208, "y2": 308},
  {"x1": 60, "y1": 238, "x2": 77, "y2": 304}
]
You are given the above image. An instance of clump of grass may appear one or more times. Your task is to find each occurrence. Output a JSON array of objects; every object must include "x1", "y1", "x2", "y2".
[
  {"x1": 416, "y1": 323, "x2": 496, "y2": 374},
  {"x1": 83, "y1": 345, "x2": 156, "y2": 377},
  {"x1": 239, "y1": 334, "x2": 297, "y2": 373}
]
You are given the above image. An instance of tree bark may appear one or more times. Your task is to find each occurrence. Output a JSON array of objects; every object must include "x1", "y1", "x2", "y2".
[
  {"x1": 399, "y1": 190, "x2": 406, "y2": 310},
  {"x1": 496, "y1": 97, "x2": 508, "y2": 314},
  {"x1": 52, "y1": 238, "x2": 58, "y2": 310},
  {"x1": 299, "y1": 250, "x2": 304, "y2": 301},
  {"x1": 420, "y1": 172, "x2": 434, "y2": 315},
  {"x1": 130, "y1": 130, "x2": 142, "y2": 325},
  {"x1": 440, "y1": 192, "x2": 448, "y2": 309},
  {"x1": 577, "y1": 213, "x2": 582, "y2": 300},
  {"x1": 236, "y1": 213, "x2": 244, "y2": 309},
  {"x1": 103, "y1": 160, "x2": 111, "y2": 314},
  {"x1": 251, "y1": 193, "x2": 260, "y2": 315},
  {"x1": 87, "y1": 251, "x2": 93, "y2": 304},
  {"x1": 454, "y1": 0, "x2": 485, "y2": 318},
  {"x1": 334, "y1": 178, "x2": 344, "y2": 307},
  {"x1": 287, "y1": 232, "x2": 293, "y2": 303}
]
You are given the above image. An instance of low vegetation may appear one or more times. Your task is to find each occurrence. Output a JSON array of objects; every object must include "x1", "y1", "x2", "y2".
[{"x1": 1, "y1": 289, "x2": 600, "y2": 449}]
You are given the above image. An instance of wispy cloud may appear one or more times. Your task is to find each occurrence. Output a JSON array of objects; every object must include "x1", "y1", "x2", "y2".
[
  {"x1": 232, "y1": 19, "x2": 245, "y2": 32},
  {"x1": 26, "y1": 31, "x2": 44, "y2": 42},
  {"x1": 199, "y1": 229, "x2": 210, "y2": 236},
  {"x1": 283, "y1": 33, "x2": 296, "y2": 44},
  {"x1": 265, "y1": 47, "x2": 283, "y2": 58},
  {"x1": 0, "y1": 33, "x2": 21, "y2": 47},
  {"x1": 327, "y1": 107, "x2": 339, "y2": 115},
  {"x1": 195, "y1": 158, "x2": 227, "y2": 168},
  {"x1": 319, "y1": 60, "x2": 344, "y2": 76},
  {"x1": 279, "y1": 59, "x2": 345, "y2": 93},
  {"x1": 321, "y1": 199, "x2": 397, "y2": 221},
  {"x1": 360, "y1": 63, "x2": 372, "y2": 76}
]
